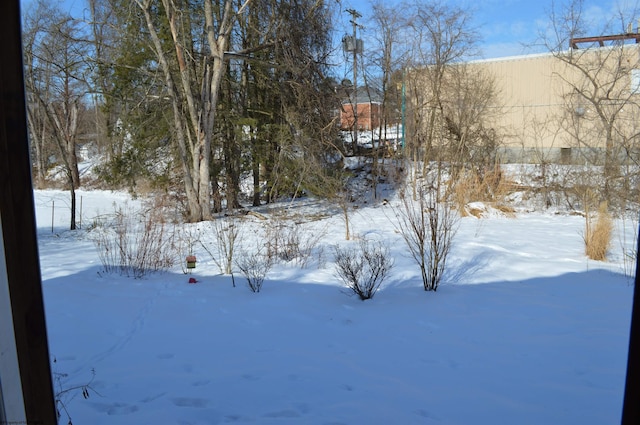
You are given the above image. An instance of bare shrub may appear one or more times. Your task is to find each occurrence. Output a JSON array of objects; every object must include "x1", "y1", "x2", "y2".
[
  {"x1": 236, "y1": 246, "x2": 272, "y2": 293},
  {"x1": 333, "y1": 238, "x2": 394, "y2": 300},
  {"x1": 52, "y1": 357, "x2": 99, "y2": 425},
  {"x1": 509, "y1": 162, "x2": 606, "y2": 212},
  {"x1": 585, "y1": 201, "x2": 613, "y2": 261},
  {"x1": 619, "y1": 214, "x2": 638, "y2": 280},
  {"x1": 91, "y1": 202, "x2": 175, "y2": 278},
  {"x1": 200, "y1": 216, "x2": 241, "y2": 276},
  {"x1": 264, "y1": 212, "x2": 327, "y2": 267},
  {"x1": 563, "y1": 167, "x2": 605, "y2": 212},
  {"x1": 175, "y1": 224, "x2": 201, "y2": 274},
  {"x1": 393, "y1": 178, "x2": 459, "y2": 291}
]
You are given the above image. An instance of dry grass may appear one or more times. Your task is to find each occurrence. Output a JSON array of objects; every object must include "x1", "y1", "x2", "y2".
[
  {"x1": 466, "y1": 206, "x2": 485, "y2": 218},
  {"x1": 451, "y1": 165, "x2": 514, "y2": 217},
  {"x1": 584, "y1": 201, "x2": 613, "y2": 261},
  {"x1": 494, "y1": 203, "x2": 516, "y2": 216}
]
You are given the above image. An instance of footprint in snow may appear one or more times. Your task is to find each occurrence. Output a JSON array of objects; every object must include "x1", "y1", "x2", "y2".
[
  {"x1": 90, "y1": 402, "x2": 139, "y2": 415},
  {"x1": 263, "y1": 409, "x2": 301, "y2": 418},
  {"x1": 171, "y1": 397, "x2": 210, "y2": 408}
]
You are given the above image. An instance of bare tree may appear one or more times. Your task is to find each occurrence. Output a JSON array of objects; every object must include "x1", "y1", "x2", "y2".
[
  {"x1": 364, "y1": 1, "x2": 408, "y2": 199},
  {"x1": 440, "y1": 64, "x2": 502, "y2": 171},
  {"x1": 123, "y1": 0, "x2": 337, "y2": 220},
  {"x1": 404, "y1": 0, "x2": 479, "y2": 178},
  {"x1": 542, "y1": 0, "x2": 640, "y2": 206},
  {"x1": 22, "y1": 3, "x2": 54, "y2": 188},
  {"x1": 87, "y1": 0, "x2": 119, "y2": 158},
  {"x1": 23, "y1": 1, "x2": 91, "y2": 229},
  {"x1": 129, "y1": 0, "x2": 253, "y2": 222}
]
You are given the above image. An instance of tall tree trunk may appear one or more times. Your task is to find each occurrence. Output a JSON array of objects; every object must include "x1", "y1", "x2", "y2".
[
  {"x1": 40, "y1": 98, "x2": 81, "y2": 230},
  {"x1": 25, "y1": 104, "x2": 47, "y2": 187},
  {"x1": 136, "y1": 0, "x2": 204, "y2": 221},
  {"x1": 224, "y1": 126, "x2": 242, "y2": 209},
  {"x1": 135, "y1": 0, "x2": 249, "y2": 221},
  {"x1": 252, "y1": 135, "x2": 261, "y2": 206},
  {"x1": 70, "y1": 183, "x2": 77, "y2": 230}
]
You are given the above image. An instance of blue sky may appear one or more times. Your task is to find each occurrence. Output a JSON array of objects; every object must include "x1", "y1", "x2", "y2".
[
  {"x1": 336, "y1": 0, "x2": 639, "y2": 59},
  {"x1": 32, "y1": 0, "x2": 639, "y2": 59}
]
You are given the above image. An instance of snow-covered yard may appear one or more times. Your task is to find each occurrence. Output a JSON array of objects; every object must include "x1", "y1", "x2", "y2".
[{"x1": 37, "y1": 189, "x2": 635, "y2": 425}]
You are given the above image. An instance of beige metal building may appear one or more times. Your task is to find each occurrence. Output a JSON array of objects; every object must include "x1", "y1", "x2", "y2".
[{"x1": 451, "y1": 42, "x2": 640, "y2": 163}]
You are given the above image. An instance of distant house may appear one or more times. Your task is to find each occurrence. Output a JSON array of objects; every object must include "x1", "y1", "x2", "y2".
[{"x1": 340, "y1": 88, "x2": 383, "y2": 131}]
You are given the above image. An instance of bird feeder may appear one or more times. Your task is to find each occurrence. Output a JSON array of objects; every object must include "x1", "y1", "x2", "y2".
[{"x1": 186, "y1": 255, "x2": 197, "y2": 269}]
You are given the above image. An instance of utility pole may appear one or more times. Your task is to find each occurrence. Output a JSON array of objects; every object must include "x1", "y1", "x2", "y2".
[{"x1": 346, "y1": 8, "x2": 361, "y2": 152}]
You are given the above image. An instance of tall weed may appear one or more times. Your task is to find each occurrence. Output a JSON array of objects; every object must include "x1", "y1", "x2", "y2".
[
  {"x1": 584, "y1": 201, "x2": 613, "y2": 261},
  {"x1": 91, "y1": 200, "x2": 175, "y2": 278}
]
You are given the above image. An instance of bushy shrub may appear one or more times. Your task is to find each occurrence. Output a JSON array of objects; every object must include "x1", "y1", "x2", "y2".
[
  {"x1": 236, "y1": 246, "x2": 272, "y2": 293},
  {"x1": 333, "y1": 238, "x2": 394, "y2": 300}
]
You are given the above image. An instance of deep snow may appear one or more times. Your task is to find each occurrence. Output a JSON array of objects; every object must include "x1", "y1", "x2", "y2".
[{"x1": 35, "y1": 189, "x2": 635, "y2": 425}]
